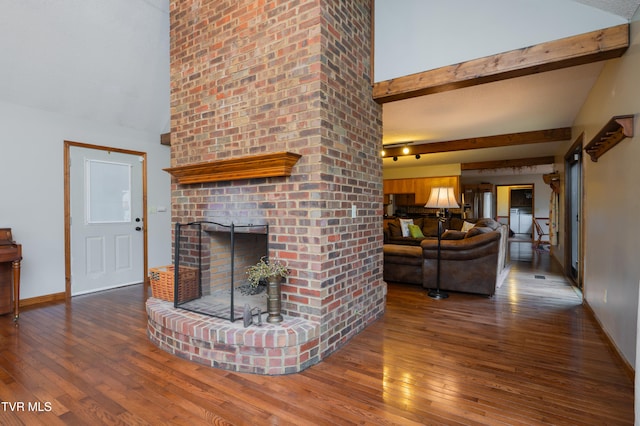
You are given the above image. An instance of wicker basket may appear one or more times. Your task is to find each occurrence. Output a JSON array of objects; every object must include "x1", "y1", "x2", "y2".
[{"x1": 149, "y1": 265, "x2": 199, "y2": 303}]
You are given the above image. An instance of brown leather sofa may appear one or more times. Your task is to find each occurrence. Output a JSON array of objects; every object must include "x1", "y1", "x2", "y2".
[
  {"x1": 422, "y1": 221, "x2": 508, "y2": 296},
  {"x1": 383, "y1": 218, "x2": 509, "y2": 296},
  {"x1": 383, "y1": 244, "x2": 423, "y2": 285}
]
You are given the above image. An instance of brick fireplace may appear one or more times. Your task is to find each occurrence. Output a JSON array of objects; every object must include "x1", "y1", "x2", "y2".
[{"x1": 147, "y1": 0, "x2": 385, "y2": 374}]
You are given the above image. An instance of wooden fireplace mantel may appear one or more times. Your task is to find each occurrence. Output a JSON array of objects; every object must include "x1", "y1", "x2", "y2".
[{"x1": 164, "y1": 151, "x2": 302, "y2": 184}]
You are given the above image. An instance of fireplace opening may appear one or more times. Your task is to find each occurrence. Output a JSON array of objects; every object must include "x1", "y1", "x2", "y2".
[{"x1": 174, "y1": 221, "x2": 269, "y2": 322}]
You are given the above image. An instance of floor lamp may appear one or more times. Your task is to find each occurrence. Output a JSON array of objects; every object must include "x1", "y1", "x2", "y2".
[{"x1": 424, "y1": 187, "x2": 460, "y2": 300}]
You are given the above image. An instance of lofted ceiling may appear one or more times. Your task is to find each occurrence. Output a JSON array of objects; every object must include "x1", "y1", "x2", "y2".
[
  {"x1": 380, "y1": 0, "x2": 640, "y2": 170},
  {"x1": 0, "y1": 0, "x2": 170, "y2": 135}
]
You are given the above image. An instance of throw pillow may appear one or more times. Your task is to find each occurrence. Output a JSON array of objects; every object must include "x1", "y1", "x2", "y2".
[
  {"x1": 399, "y1": 218, "x2": 413, "y2": 237},
  {"x1": 421, "y1": 218, "x2": 440, "y2": 237},
  {"x1": 408, "y1": 224, "x2": 425, "y2": 238},
  {"x1": 461, "y1": 220, "x2": 475, "y2": 232},
  {"x1": 449, "y1": 217, "x2": 463, "y2": 231},
  {"x1": 412, "y1": 217, "x2": 424, "y2": 229},
  {"x1": 388, "y1": 221, "x2": 402, "y2": 238}
]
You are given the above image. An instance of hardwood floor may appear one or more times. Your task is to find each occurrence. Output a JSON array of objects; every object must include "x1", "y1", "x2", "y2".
[{"x1": 0, "y1": 244, "x2": 634, "y2": 425}]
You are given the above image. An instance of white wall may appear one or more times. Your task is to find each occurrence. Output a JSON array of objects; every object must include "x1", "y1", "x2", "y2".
[
  {"x1": 0, "y1": 0, "x2": 170, "y2": 134},
  {"x1": 572, "y1": 10, "x2": 640, "y2": 369},
  {"x1": 383, "y1": 163, "x2": 461, "y2": 179},
  {"x1": 0, "y1": 100, "x2": 171, "y2": 300},
  {"x1": 374, "y1": 0, "x2": 626, "y2": 82}
]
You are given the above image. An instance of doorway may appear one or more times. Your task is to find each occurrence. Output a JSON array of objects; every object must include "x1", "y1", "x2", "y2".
[
  {"x1": 64, "y1": 141, "x2": 148, "y2": 296},
  {"x1": 565, "y1": 135, "x2": 583, "y2": 288},
  {"x1": 496, "y1": 184, "x2": 534, "y2": 240}
]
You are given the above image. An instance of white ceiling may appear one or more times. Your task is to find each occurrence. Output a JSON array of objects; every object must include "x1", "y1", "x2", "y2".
[
  {"x1": 381, "y1": 0, "x2": 640, "y2": 170},
  {"x1": 0, "y1": 0, "x2": 170, "y2": 134},
  {"x1": 573, "y1": 0, "x2": 640, "y2": 19},
  {"x1": 0, "y1": 0, "x2": 638, "y2": 157}
]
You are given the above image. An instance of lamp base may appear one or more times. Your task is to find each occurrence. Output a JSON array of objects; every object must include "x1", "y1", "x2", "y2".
[{"x1": 428, "y1": 289, "x2": 449, "y2": 300}]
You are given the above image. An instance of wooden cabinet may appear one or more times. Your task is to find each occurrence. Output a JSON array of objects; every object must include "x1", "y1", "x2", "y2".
[
  {"x1": 384, "y1": 176, "x2": 460, "y2": 206},
  {"x1": 383, "y1": 178, "x2": 414, "y2": 195},
  {"x1": 414, "y1": 176, "x2": 460, "y2": 205},
  {"x1": 0, "y1": 228, "x2": 21, "y2": 320},
  {"x1": 394, "y1": 193, "x2": 415, "y2": 206}
]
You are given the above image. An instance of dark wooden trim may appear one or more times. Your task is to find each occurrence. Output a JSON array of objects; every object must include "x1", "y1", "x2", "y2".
[
  {"x1": 19, "y1": 292, "x2": 66, "y2": 307},
  {"x1": 382, "y1": 128, "x2": 571, "y2": 159},
  {"x1": 373, "y1": 24, "x2": 629, "y2": 103},
  {"x1": 461, "y1": 156, "x2": 555, "y2": 171},
  {"x1": 564, "y1": 132, "x2": 585, "y2": 163},
  {"x1": 563, "y1": 133, "x2": 584, "y2": 291}
]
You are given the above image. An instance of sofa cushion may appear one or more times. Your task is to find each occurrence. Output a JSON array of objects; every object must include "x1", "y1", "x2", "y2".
[
  {"x1": 474, "y1": 218, "x2": 501, "y2": 230},
  {"x1": 388, "y1": 221, "x2": 403, "y2": 238},
  {"x1": 465, "y1": 226, "x2": 494, "y2": 238},
  {"x1": 383, "y1": 244, "x2": 423, "y2": 264},
  {"x1": 387, "y1": 237, "x2": 424, "y2": 246},
  {"x1": 442, "y1": 230, "x2": 466, "y2": 240},
  {"x1": 408, "y1": 224, "x2": 425, "y2": 238},
  {"x1": 449, "y1": 217, "x2": 464, "y2": 231},
  {"x1": 422, "y1": 217, "x2": 444, "y2": 237}
]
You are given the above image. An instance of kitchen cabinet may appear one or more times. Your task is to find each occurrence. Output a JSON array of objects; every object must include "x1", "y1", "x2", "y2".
[
  {"x1": 394, "y1": 193, "x2": 415, "y2": 206},
  {"x1": 415, "y1": 176, "x2": 459, "y2": 205},
  {"x1": 383, "y1": 179, "x2": 414, "y2": 195},
  {"x1": 384, "y1": 176, "x2": 460, "y2": 206}
]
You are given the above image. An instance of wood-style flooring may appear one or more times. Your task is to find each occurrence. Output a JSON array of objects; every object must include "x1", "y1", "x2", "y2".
[{"x1": 0, "y1": 243, "x2": 634, "y2": 425}]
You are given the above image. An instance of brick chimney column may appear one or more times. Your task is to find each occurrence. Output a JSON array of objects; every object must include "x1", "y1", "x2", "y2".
[{"x1": 170, "y1": 0, "x2": 384, "y2": 361}]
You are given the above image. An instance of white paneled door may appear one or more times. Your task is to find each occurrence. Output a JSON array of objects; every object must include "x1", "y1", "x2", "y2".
[{"x1": 69, "y1": 146, "x2": 144, "y2": 295}]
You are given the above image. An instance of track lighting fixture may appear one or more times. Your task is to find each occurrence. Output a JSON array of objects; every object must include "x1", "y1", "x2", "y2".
[{"x1": 380, "y1": 142, "x2": 425, "y2": 159}]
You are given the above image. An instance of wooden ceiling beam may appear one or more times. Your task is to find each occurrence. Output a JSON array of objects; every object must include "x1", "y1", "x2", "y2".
[
  {"x1": 461, "y1": 156, "x2": 556, "y2": 171},
  {"x1": 382, "y1": 127, "x2": 571, "y2": 158},
  {"x1": 373, "y1": 24, "x2": 629, "y2": 104}
]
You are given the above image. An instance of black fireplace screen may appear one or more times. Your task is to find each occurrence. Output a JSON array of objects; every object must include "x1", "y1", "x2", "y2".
[{"x1": 173, "y1": 221, "x2": 269, "y2": 322}]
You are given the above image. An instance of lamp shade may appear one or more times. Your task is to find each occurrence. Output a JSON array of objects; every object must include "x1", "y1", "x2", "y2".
[{"x1": 424, "y1": 187, "x2": 460, "y2": 209}]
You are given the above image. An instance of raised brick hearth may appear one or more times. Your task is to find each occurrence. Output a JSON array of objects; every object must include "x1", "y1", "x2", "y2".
[
  {"x1": 147, "y1": 298, "x2": 320, "y2": 375},
  {"x1": 151, "y1": 0, "x2": 385, "y2": 374}
]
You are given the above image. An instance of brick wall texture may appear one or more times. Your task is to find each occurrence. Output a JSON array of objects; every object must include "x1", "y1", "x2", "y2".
[{"x1": 170, "y1": 0, "x2": 385, "y2": 360}]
